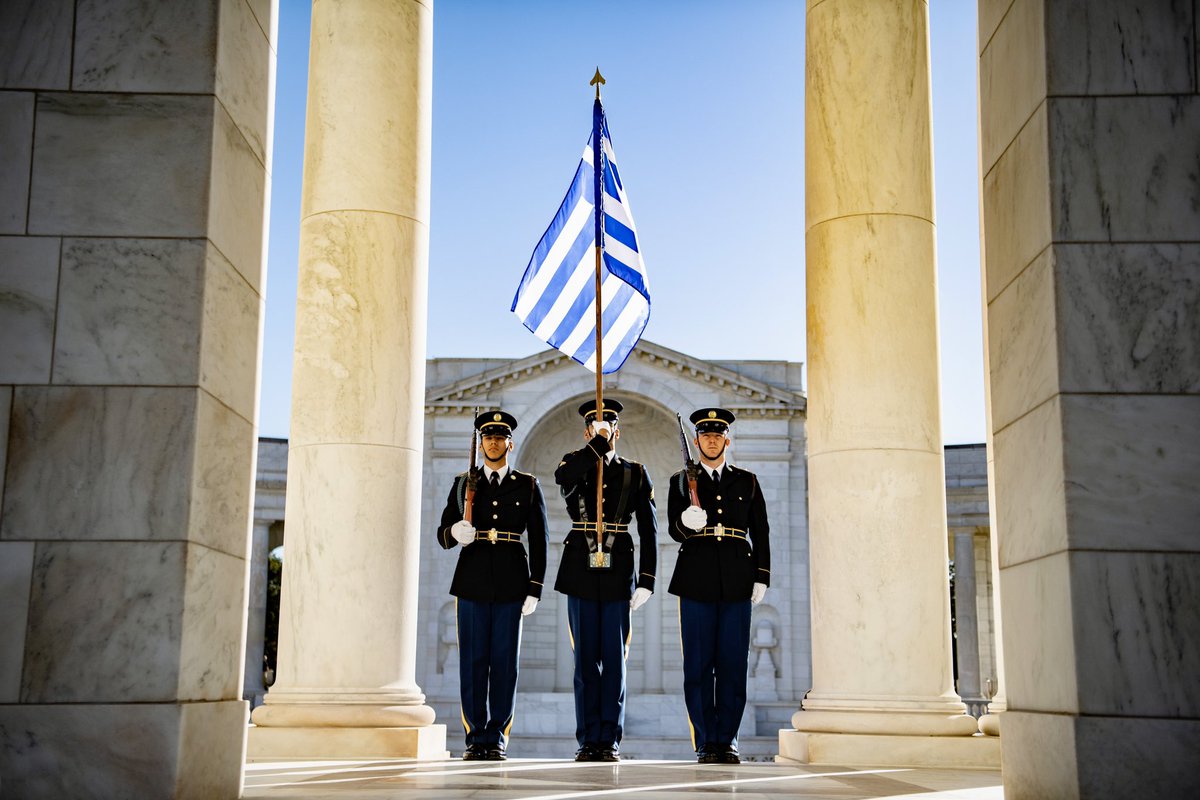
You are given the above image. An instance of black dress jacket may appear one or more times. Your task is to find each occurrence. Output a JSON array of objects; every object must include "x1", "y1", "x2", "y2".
[
  {"x1": 666, "y1": 464, "x2": 770, "y2": 602},
  {"x1": 553, "y1": 434, "x2": 658, "y2": 601},
  {"x1": 437, "y1": 467, "x2": 549, "y2": 602}
]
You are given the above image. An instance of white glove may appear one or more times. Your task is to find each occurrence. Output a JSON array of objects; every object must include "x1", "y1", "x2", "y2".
[
  {"x1": 630, "y1": 587, "x2": 653, "y2": 612},
  {"x1": 751, "y1": 582, "x2": 767, "y2": 605},
  {"x1": 592, "y1": 420, "x2": 612, "y2": 438},
  {"x1": 451, "y1": 520, "x2": 475, "y2": 546},
  {"x1": 680, "y1": 505, "x2": 707, "y2": 531},
  {"x1": 521, "y1": 596, "x2": 539, "y2": 616}
]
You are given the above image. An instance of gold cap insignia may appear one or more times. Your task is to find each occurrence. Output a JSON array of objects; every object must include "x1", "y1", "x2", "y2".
[
  {"x1": 493, "y1": 413, "x2": 502, "y2": 422},
  {"x1": 708, "y1": 411, "x2": 717, "y2": 418}
]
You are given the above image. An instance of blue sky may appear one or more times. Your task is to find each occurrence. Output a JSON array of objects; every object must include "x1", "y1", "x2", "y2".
[{"x1": 259, "y1": 1, "x2": 985, "y2": 444}]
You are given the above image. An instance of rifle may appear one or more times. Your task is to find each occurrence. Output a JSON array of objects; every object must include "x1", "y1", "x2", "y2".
[
  {"x1": 463, "y1": 407, "x2": 480, "y2": 523},
  {"x1": 676, "y1": 413, "x2": 701, "y2": 506}
]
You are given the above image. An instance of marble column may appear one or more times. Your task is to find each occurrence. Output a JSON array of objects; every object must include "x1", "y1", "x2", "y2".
[
  {"x1": 781, "y1": 0, "x2": 983, "y2": 767},
  {"x1": 980, "y1": 1, "x2": 1200, "y2": 796},
  {"x1": 953, "y1": 532, "x2": 982, "y2": 708},
  {"x1": 243, "y1": 519, "x2": 273, "y2": 708},
  {"x1": 0, "y1": 1, "x2": 274, "y2": 797},
  {"x1": 249, "y1": 0, "x2": 445, "y2": 759}
]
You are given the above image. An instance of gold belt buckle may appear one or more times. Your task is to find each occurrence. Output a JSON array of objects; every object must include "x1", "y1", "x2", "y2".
[
  {"x1": 715, "y1": 523, "x2": 724, "y2": 541},
  {"x1": 488, "y1": 529, "x2": 498, "y2": 543}
]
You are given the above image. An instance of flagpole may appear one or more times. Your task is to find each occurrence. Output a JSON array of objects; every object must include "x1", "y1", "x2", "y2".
[{"x1": 590, "y1": 68, "x2": 607, "y2": 565}]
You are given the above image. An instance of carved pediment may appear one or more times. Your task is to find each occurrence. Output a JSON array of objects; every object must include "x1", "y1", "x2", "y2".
[{"x1": 425, "y1": 339, "x2": 805, "y2": 416}]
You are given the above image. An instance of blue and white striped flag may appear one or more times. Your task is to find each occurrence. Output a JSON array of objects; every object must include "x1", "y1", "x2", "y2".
[{"x1": 511, "y1": 101, "x2": 649, "y2": 373}]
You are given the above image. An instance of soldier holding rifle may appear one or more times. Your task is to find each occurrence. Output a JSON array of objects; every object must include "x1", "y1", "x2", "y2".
[
  {"x1": 554, "y1": 398, "x2": 657, "y2": 762},
  {"x1": 667, "y1": 408, "x2": 770, "y2": 764},
  {"x1": 437, "y1": 410, "x2": 548, "y2": 761}
]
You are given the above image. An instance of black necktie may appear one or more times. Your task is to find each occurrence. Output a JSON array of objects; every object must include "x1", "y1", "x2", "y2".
[{"x1": 490, "y1": 472, "x2": 500, "y2": 490}]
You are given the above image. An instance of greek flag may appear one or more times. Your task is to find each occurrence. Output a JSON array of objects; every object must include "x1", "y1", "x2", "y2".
[{"x1": 511, "y1": 100, "x2": 650, "y2": 373}]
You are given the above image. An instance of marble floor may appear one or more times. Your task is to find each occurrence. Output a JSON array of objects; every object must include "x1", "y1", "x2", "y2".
[{"x1": 242, "y1": 758, "x2": 1005, "y2": 799}]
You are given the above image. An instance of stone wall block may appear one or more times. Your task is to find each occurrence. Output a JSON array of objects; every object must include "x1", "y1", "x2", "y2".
[
  {"x1": 978, "y1": 0, "x2": 1019, "y2": 56},
  {"x1": 983, "y1": 103, "x2": 1052, "y2": 302},
  {"x1": 0, "y1": 0, "x2": 72, "y2": 90},
  {"x1": 178, "y1": 543, "x2": 246, "y2": 700},
  {"x1": 806, "y1": 215, "x2": 942, "y2": 455},
  {"x1": 28, "y1": 93, "x2": 214, "y2": 237},
  {"x1": 1071, "y1": 551, "x2": 1200, "y2": 718},
  {"x1": 199, "y1": 244, "x2": 260, "y2": 420},
  {"x1": 980, "y1": 0, "x2": 1047, "y2": 172},
  {"x1": 0, "y1": 91, "x2": 35, "y2": 233},
  {"x1": 290, "y1": 211, "x2": 428, "y2": 448},
  {"x1": 1048, "y1": 96, "x2": 1200, "y2": 244},
  {"x1": 0, "y1": 540, "x2": 34, "y2": 702},
  {"x1": 247, "y1": 0, "x2": 276, "y2": 52},
  {"x1": 21, "y1": 541, "x2": 187, "y2": 702},
  {"x1": 52, "y1": 238, "x2": 205, "y2": 387},
  {"x1": 0, "y1": 237, "x2": 60, "y2": 384},
  {"x1": 987, "y1": 247, "x2": 1058, "y2": 432},
  {"x1": 993, "y1": 397, "x2": 1068, "y2": 566},
  {"x1": 301, "y1": 0, "x2": 431, "y2": 220},
  {"x1": 19, "y1": 540, "x2": 243, "y2": 703},
  {"x1": 215, "y1": 0, "x2": 272, "y2": 164},
  {"x1": 1001, "y1": 711, "x2": 1200, "y2": 800},
  {"x1": 209, "y1": 99, "x2": 268, "y2": 292},
  {"x1": 1045, "y1": 0, "x2": 1196, "y2": 96},
  {"x1": 0, "y1": 700, "x2": 246, "y2": 799},
  {"x1": 1056, "y1": 243, "x2": 1200, "y2": 395},
  {"x1": 1, "y1": 387, "x2": 193, "y2": 542},
  {"x1": 189, "y1": 390, "x2": 255, "y2": 559},
  {"x1": 72, "y1": 0, "x2": 219, "y2": 93},
  {"x1": 1059, "y1": 394, "x2": 1200, "y2": 553},
  {"x1": 805, "y1": 0, "x2": 933, "y2": 226},
  {"x1": 999, "y1": 552, "x2": 1077, "y2": 713},
  {"x1": 0, "y1": 386, "x2": 9, "y2": 501}
]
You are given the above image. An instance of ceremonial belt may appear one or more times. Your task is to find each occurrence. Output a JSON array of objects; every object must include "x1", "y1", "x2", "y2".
[
  {"x1": 571, "y1": 521, "x2": 630, "y2": 533},
  {"x1": 691, "y1": 525, "x2": 748, "y2": 541},
  {"x1": 474, "y1": 529, "x2": 523, "y2": 544}
]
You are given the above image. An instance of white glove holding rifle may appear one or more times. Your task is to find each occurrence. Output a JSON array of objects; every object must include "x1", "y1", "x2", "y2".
[
  {"x1": 451, "y1": 519, "x2": 475, "y2": 546},
  {"x1": 681, "y1": 505, "x2": 707, "y2": 531},
  {"x1": 592, "y1": 420, "x2": 612, "y2": 439}
]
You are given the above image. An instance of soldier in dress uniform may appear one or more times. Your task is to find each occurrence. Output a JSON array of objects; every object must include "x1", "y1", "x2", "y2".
[
  {"x1": 437, "y1": 410, "x2": 549, "y2": 761},
  {"x1": 554, "y1": 398, "x2": 657, "y2": 762},
  {"x1": 667, "y1": 407, "x2": 770, "y2": 764}
]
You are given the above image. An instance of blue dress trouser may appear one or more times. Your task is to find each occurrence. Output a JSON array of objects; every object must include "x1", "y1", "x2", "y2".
[
  {"x1": 679, "y1": 597, "x2": 752, "y2": 752},
  {"x1": 457, "y1": 598, "x2": 523, "y2": 748},
  {"x1": 566, "y1": 596, "x2": 631, "y2": 748}
]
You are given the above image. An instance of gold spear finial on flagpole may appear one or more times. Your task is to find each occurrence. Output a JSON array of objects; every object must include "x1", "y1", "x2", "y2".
[{"x1": 590, "y1": 67, "x2": 605, "y2": 100}]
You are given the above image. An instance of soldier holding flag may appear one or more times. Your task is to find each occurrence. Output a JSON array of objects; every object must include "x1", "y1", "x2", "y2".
[
  {"x1": 554, "y1": 399, "x2": 657, "y2": 762},
  {"x1": 667, "y1": 407, "x2": 770, "y2": 764},
  {"x1": 437, "y1": 410, "x2": 548, "y2": 761}
]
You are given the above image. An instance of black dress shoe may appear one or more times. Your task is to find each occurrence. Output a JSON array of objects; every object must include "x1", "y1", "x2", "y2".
[
  {"x1": 462, "y1": 744, "x2": 487, "y2": 761},
  {"x1": 595, "y1": 745, "x2": 620, "y2": 762},
  {"x1": 484, "y1": 745, "x2": 507, "y2": 761},
  {"x1": 720, "y1": 747, "x2": 741, "y2": 764},
  {"x1": 697, "y1": 745, "x2": 722, "y2": 764},
  {"x1": 575, "y1": 743, "x2": 597, "y2": 762}
]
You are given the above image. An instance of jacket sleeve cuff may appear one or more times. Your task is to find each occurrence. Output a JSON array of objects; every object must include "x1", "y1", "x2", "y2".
[
  {"x1": 756, "y1": 566, "x2": 771, "y2": 587},
  {"x1": 527, "y1": 580, "x2": 544, "y2": 599},
  {"x1": 637, "y1": 573, "x2": 656, "y2": 592}
]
